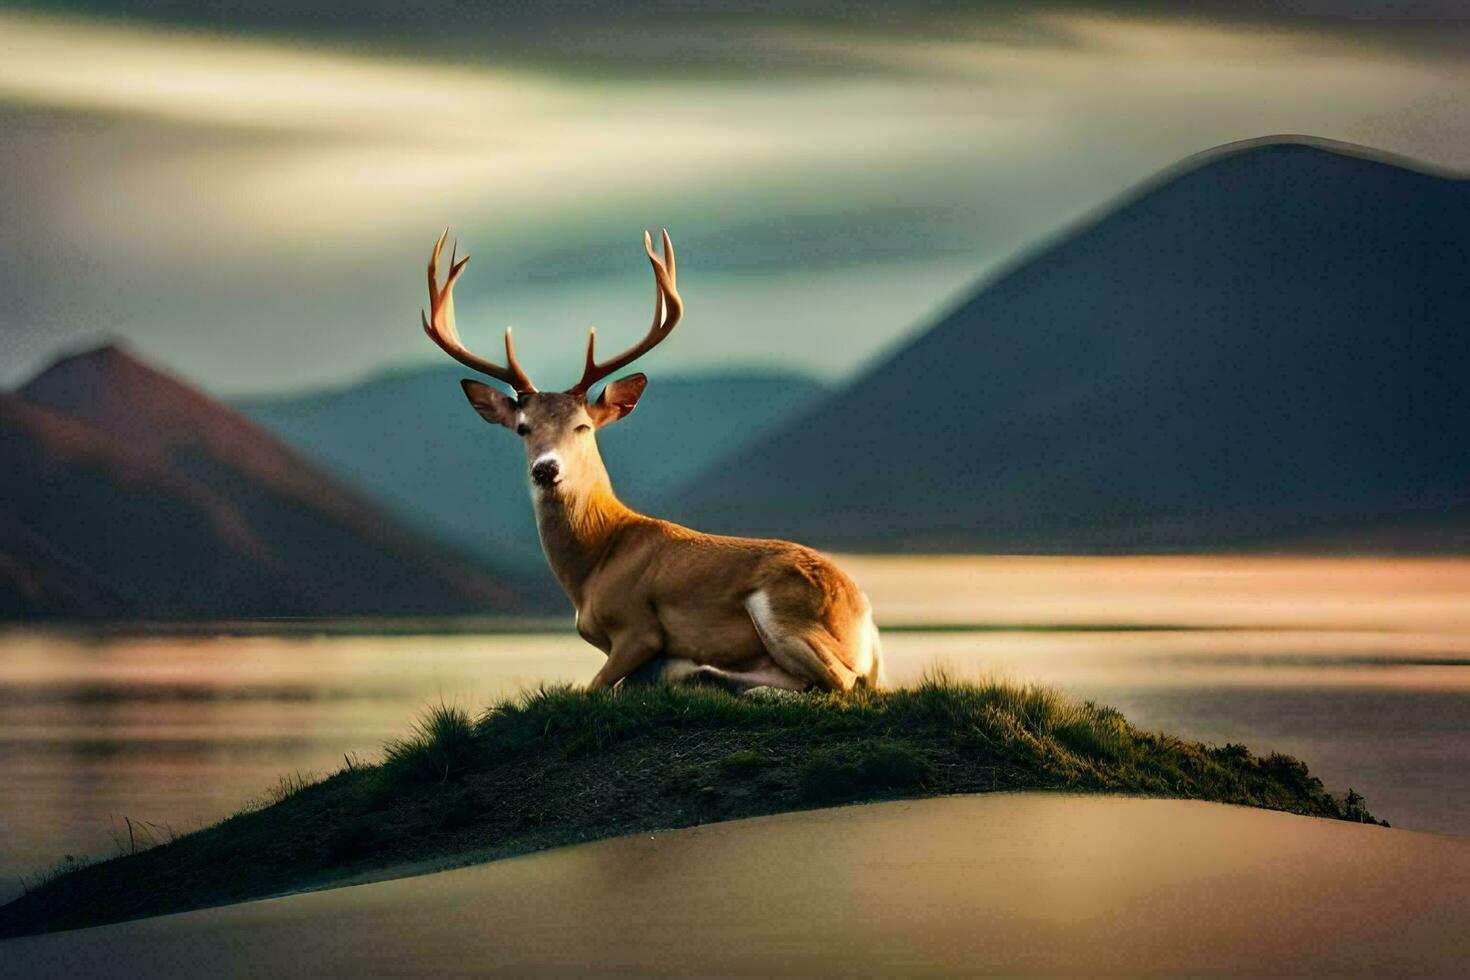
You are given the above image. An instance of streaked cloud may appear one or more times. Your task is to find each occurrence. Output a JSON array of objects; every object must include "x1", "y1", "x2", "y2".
[{"x1": 0, "y1": 8, "x2": 1465, "y2": 394}]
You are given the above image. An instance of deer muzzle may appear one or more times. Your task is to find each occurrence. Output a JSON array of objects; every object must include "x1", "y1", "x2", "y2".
[{"x1": 531, "y1": 454, "x2": 561, "y2": 488}]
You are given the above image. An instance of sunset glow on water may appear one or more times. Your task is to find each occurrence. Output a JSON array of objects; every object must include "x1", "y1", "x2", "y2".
[{"x1": 2, "y1": 556, "x2": 1468, "y2": 902}]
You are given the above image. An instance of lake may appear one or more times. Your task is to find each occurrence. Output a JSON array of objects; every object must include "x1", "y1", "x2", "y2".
[{"x1": 3, "y1": 556, "x2": 1468, "y2": 905}]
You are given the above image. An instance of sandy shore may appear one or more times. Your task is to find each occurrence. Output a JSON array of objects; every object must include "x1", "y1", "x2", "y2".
[{"x1": 5, "y1": 793, "x2": 1468, "y2": 976}]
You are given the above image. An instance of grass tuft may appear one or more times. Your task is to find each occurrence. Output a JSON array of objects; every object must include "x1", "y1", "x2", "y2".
[
  {"x1": 17, "y1": 854, "x2": 93, "y2": 896},
  {"x1": 383, "y1": 703, "x2": 478, "y2": 783},
  {"x1": 254, "y1": 771, "x2": 319, "y2": 809}
]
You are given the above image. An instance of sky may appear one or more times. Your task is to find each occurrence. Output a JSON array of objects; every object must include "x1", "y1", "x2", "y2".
[{"x1": 1, "y1": 2, "x2": 1466, "y2": 395}]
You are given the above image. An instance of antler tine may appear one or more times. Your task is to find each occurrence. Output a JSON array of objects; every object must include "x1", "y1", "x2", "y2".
[
  {"x1": 572, "y1": 229, "x2": 682, "y2": 394},
  {"x1": 420, "y1": 229, "x2": 536, "y2": 393}
]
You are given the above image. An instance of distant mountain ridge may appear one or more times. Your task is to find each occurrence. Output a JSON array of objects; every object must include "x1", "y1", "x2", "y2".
[
  {"x1": 1, "y1": 345, "x2": 531, "y2": 619},
  {"x1": 668, "y1": 137, "x2": 1470, "y2": 552},
  {"x1": 9, "y1": 133, "x2": 1465, "y2": 602},
  {"x1": 237, "y1": 367, "x2": 829, "y2": 572}
]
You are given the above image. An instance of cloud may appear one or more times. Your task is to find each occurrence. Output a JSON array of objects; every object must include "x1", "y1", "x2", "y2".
[
  {"x1": 11, "y1": 2, "x2": 1470, "y2": 72},
  {"x1": 0, "y1": 8, "x2": 1465, "y2": 394}
]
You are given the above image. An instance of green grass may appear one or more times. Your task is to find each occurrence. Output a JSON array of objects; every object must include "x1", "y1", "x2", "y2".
[
  {"x1": 798, "y1": 739, "x2": 932, "y2": 803},
  {"x1": 720, "y1": 750, "x2": 773, "y2": 775},
  {"x1": 382, "y1": 703, "x2": 478, "y2": 783},
  {"x1": 442, "y1": 672, "x2": 1374, "y2": 816},
  {"x1": 0, "y1": 672, "x2": 1384, "y2": 939}
]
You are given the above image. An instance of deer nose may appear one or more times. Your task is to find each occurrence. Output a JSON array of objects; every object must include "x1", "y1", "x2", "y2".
[{"x1": 531, "y1": 457, "x2": 560, "y2": 487}]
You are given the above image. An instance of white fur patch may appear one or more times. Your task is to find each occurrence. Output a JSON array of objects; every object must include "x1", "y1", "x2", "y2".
[
  {"x1": 745, "y1": 589, "x2": 779, "y2": 643},
  {"x1": 657, "y1": 659, "x2": 702, "y2": 684},
  {"x1": 532, "y1": 450, "x2": 561, "y2": 469},
  {"x1": 854, "y1": 592, "x2": 884, "y2": 687},
  {"x1": 852, "y1": 603, "x2": 873, "y2": 675},
  {"x1": 698, "y1": 662, "x2": 806, "y2": 692}
]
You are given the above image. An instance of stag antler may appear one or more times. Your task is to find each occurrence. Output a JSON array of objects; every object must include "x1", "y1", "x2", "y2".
[
  {"x1": 570, "y1": 229, "x2": 682, "y2": 395},
  {"x1": 421, "y1": 230, "x2": 536, "y2": 393}
]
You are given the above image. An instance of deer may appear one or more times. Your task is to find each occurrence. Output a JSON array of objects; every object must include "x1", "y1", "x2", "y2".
[{"x1": 421, "y1": 229, "x2": 883, "y2": 693}]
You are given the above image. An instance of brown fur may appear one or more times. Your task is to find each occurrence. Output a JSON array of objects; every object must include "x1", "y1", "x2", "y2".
[{"x1": 461, "y1": 381, "x2": 881, "y2": 692}]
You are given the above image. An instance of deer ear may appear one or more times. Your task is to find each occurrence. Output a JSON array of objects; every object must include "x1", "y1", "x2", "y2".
[
  {"x1": 460, "y1": 380, "x2": 518, "y2": 429},
  {"x1": 589, "y1": 373, "x2": 647, "y2": 427}
]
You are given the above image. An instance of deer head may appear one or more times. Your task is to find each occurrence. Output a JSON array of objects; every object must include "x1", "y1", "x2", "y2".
[{"x1": 422, "y1": 229, "x2": 682, "y2": 493}]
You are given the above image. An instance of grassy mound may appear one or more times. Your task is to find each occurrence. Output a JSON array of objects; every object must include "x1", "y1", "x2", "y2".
[{"x1": 0, "y1": 674, "x2": 1381, "y2": 938}]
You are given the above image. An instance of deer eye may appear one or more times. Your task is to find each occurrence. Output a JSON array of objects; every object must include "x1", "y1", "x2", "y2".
[
  {"x1": 575, "y1": 424, "x2": 591, "y2": 434},
  {"x1": 517, "y1": 423, "x2": 531, "y2": 436}
]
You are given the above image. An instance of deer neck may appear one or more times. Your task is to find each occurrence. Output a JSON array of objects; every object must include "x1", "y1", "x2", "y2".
[{"x1": 531, "y1": 454, "x2": 637, "y2": 604}]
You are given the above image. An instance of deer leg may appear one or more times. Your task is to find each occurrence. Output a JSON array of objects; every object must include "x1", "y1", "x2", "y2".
[
  {"x1": 620, "y1": 657, "x2": 701, "y2": 688},
  {"x1": 619, "y1": 657, "x2": 804, "y2": 693},
  {"x1": 688, "y1": 661, "x2": 808, "y2": 694},
  {"x1": 744, "y1": 590, "x2": 859, "y2": 693},
  {"x1": 588, "y1": 635, "x2": 660, "y2": 691}
]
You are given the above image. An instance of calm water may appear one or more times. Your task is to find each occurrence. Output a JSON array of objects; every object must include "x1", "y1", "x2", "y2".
[
  {"x1": 12, "y1": 797, "x2": 1469, "y2": 975},
  {"x1": 3, "y1": 556, "x2": 1468, "y2": 904}
]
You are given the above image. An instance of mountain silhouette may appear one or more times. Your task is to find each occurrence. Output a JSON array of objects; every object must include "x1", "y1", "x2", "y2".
[
  {"x1": 669, "y1": 137, "x2": 1470, "y2": 552},
  {"x1": 2, "y1": 345, "x2": 531, "y2": 619},
  {"x1": 237, "y1": 367, "x2": 828, "y2": 573}
]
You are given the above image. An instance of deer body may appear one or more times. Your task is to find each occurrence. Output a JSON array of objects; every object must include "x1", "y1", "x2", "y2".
[{"x1": 423, "y1": 230, "x2": 883, "y2": 693}]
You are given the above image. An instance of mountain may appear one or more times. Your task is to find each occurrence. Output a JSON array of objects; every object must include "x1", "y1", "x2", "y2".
[
  {"x1": 669, "y1": 137, "x2": 1470, "y2": 552},
  {"x1": 1247, "y1": 502, "x2": 1470, "y2": 556},
  {"x1": 0, "y1": 515, "x2": 132, "y2": 620},
  {"x1": 237, "y1": 367, "x2": 828, "y2": 571},
  {"x1": 1, "y1": 345, "x2": 531, "y2": 619}
]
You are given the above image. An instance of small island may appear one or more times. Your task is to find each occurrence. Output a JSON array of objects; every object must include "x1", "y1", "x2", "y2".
[{"x1": 0, "y1": 673, "x2": 1381, "y2": 939}]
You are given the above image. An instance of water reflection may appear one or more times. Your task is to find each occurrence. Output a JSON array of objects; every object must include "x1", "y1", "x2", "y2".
[{"x1": 2, "y1": 556, "x2": 1468, "y2": 906}]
